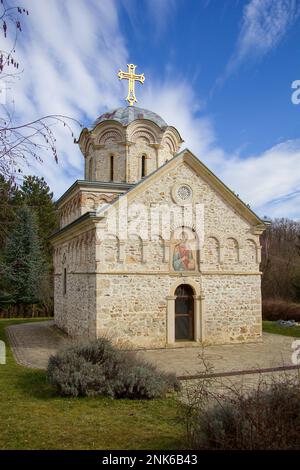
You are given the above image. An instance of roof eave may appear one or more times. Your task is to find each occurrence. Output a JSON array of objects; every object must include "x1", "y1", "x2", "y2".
[{"x1": 49, "y1": 211, "x2": 103, "y2": 244}]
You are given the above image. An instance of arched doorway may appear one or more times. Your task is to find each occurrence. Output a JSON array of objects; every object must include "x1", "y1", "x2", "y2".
[{"x1": 175, "y1": 284, "x2": 194, "y2": 341}]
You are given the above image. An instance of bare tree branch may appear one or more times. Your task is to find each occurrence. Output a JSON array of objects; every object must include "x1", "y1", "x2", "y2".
[{"x1": 0, "y1": 1, "x2": 82, "y2": 181}]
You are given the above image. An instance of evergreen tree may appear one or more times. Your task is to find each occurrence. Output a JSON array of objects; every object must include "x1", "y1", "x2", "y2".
[
  {"x1": 18, "y1": 176, "x2": 58, "y2": 257},
  {"x1": 0, "y1": 175, "x2": 19, "y2": 250},
  {"x1": 1, "y1": 206, "x2": 46, "y2": 306}
]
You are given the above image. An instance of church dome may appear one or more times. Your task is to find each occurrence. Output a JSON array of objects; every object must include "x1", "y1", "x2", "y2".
[{"x1": 92, "y1": 106, "x2": 168, "y2": 129}]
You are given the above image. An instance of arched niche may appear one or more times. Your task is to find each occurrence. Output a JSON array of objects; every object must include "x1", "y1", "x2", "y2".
[{"x1": 166, "y1": 278, "x2": 204, "y2": 345}]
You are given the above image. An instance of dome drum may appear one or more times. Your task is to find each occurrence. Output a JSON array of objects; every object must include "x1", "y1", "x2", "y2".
[{"x1": 78, "y1": 106, "x2": 183, "y2": 184}]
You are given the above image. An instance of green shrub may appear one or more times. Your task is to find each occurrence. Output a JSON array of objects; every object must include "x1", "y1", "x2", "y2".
[
  {"x1": 47, "y1": 338, "x2": 180, "y2": 399},
  {"x1": 186, "y1": 379, "x2": 300, "y2": 450},
  {"x1": 262, "y1": 299, "x2": 300, "y2": 321}
]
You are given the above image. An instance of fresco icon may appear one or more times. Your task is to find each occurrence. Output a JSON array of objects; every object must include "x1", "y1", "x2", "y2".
[{"x1": 172, "y1": 230, "x2": 196, "y2": 272}]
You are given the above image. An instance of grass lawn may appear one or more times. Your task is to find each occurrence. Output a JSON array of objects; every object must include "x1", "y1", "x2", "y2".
[
  {"x1": 0, "y1": 318, "x2": 183, "y2": 450},
  {"x1": 263, "y1": 320, "x2": 300, "y2": 338}
]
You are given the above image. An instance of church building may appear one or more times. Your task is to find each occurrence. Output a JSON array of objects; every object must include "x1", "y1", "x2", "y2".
[{"x1": 50, "y1": 65, "x2": 266, "y2": 348}]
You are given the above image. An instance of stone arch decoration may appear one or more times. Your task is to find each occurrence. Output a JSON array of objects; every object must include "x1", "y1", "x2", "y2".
[
  {"x1": 127, "y1": 121, "x2": 159, "y2": 144},
  {"x1": 150, "y1": 234, "x2": 165, "y2": 266},
  {"x1": 224, "y1": 237, "x2": 239, "y2": 264},
  {"x1": 78, "y1": 128, "x2": 90, "y2": 155},
  {"x1": 170, "y1": 220, "x2": 199, "y2": 234},
  {"x1": 245, "y1": 238, "x2": 258, "y2": 265},
  {"x1": 167, "y1": 278, "x2": 204, "y2": 345},
  {"x1": 74, "y1": 239, "x2": 81, "y2": 267},
  {"x1": 86, "y1": 142, "x2": 93, "y2": 155},
  {"x1": 69, "y1": 240, "x2": 76, "y2": 269},
  {"x1": 84, "y1": 230, "x2": 94, "y2": 265},
  {"x1": 162, "y1": 126, "x2": 182, "y2": 153},
  {"x1": 86, "y1": 143, "x2": 94, "y2": 180},
  {"x1": 204, "y1": 236, "x2": 220, "y2": 265},
  {"x1": 98, "y1": 129, "x2": 123, "y2": 145},
  {"x1": 169, "y1": 278, "x2": 201, "y2": 296},
  {"x1": 161, "y1": 130, "x2": 178, "y2": 154},
  {"x1": 125, "y1": 235, "x2": 143, "y2": 264},
  {"x1": 86, "y1": 196, "x2": 96, "y2": 211},
  {"x1": 102, "y1": 234, "x2": 120, "y2": 264},
  {"x1": 131, "y1": 129, "x2": 157, "y2": 144},
  {"x1": 78, "y1": 237, "x2": 85, "y2": 265}
]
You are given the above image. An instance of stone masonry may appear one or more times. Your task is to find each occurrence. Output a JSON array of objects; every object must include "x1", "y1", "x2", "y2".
[{"x1": 50, "y1": 106, "x2": 266, "y2": 349}]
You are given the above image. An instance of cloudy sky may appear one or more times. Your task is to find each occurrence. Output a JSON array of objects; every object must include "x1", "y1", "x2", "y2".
[{"x1": 2, "y1": 0, "x2": 300, "y2": 219}]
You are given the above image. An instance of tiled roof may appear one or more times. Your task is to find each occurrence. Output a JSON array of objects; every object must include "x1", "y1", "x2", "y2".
[{"x1": 92, "y1": 106, "x2": 168, "y2": 129}]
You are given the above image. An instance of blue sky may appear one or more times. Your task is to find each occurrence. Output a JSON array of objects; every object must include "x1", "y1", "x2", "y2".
[{"x1": 3, "y1": 0, "x2": 300, "y2": 219}]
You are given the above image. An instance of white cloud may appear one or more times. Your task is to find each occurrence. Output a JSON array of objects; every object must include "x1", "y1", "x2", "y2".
[
  {"x1": 140, "y1": 79, "x2": 215, "y2": 156},
  {"x1": 140, "y1": 79, "x2": 300, "y2": 220},
  {"x1": 2, "y1": 0, "x2": 300, "y2": 220},
  {"x1": 4, "y1": 0, "x2": 128, "y2": 196},
  {"x1": 120, "y1": 0, "x2": 178, "y2": 39},
  {"x1": 145, "y1": 0, "x2": 178, "y2": 36},
  {"x1": 217, "y1": 140, "x2": 300, "y2": 220},
  {"x1": 225, "y1": 0, "x2": 300, "y2": 77}
]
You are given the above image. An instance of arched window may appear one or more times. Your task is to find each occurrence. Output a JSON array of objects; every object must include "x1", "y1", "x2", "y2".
[
  {"x1": 88, "y1": 157, "x2": 93, "y2": 180},
  {"x1": 175, "y1": 284, "x2": 194, "y2": 341},
  {"x1": 175, "y1": 284, "x2": 194, "y2": 297},
  {"x1": 63, "y1": 268, "x2": 67, "y2": 295},
  {"x1": 141, "y1": 155, "x2": 146, "y2": 178},
  {"x1": 110, "y1": 155, "x2": 114, "y2": 181}
]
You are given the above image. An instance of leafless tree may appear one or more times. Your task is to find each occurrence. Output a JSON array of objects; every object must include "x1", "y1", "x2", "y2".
[
  {"x1": 261, "y1": 218, "x2": 300, "y2": 300},
  {"x1": 0, "y1": 0, "x2": 81, "y2": 181}
]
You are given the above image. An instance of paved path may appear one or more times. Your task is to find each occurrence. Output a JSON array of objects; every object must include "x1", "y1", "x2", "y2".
[
  {"x1": 5, "y1": 320, "x2": 300, "y2": 378},
  {"x1": 137, "y1": 334, "x2": 299, "y2": 378},
  {"x1": 6, "y1": 321, "x2": 68, "y2": 369}
]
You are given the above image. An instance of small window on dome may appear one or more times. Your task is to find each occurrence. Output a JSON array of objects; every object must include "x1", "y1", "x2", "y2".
[
  {"x1": 88, "y1": 157, "x2": 93, "y2": 180},
  {"x1": 110, "y1": 155, "x2": 114, "y2": 181},
  {"x1": 63, "y1": 268, "x2": 67, "y2": 295},
  {"x1": 141, "y1": 155, "x2": 146, "y2": 178}
]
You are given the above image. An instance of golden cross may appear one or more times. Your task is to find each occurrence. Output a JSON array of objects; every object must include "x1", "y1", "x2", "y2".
[{"x1": 118, "y1": 64, "x2": 145, "y2": 106}]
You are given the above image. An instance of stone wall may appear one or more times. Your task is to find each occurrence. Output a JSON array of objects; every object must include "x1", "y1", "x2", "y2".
[
  {"x1": 91, "y1": 160, "x2": 263, "y2": 347},
  {"x1": 53, "y1": 153, "x2": 264, "y2": 348},
  {"x1": 202, "y1": 274, "x2": 262, "y2": 344},
  {"x1": 97, "y1": 161, "x2": 261, "y2": 273},
  {"x1": 96, "y1": 274, "x2": 170, "y2": 348},
  {"x1": 53, "y1": 229, "x2": 97, "y2": 338},
  {"x1": 54, "y1": 272, "x2": 96, "y2": 339},
  {"x1": 95, "y1": 273, "x2": 262, "y2": 348}
]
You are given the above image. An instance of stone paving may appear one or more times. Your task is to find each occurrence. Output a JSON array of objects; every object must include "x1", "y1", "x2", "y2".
[
  {"x1": 5, "y1": 320, "x2": 300, "y2": 379},
  {"x1": 137, "y1": 334, "x2": 299, "y2": 378},
  {"x1": 5, "y1": 321, "x2": 68, "y2": 369}
]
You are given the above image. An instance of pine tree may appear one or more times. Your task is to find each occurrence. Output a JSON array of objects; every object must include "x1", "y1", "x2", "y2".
[
  {"x1": 18, "y1": 176, "x2": 58, "y2": 258},
  {"x1": 1, "y1": 206, "x2": 46, "y2": 306},
  {"x1": 0, "y1": 175, "x2": 19, "y2": 250}
]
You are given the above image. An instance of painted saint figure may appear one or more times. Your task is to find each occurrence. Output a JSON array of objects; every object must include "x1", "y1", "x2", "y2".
[{"x1": 172, "y1": 232, "x2": 196, "y2": 271}]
